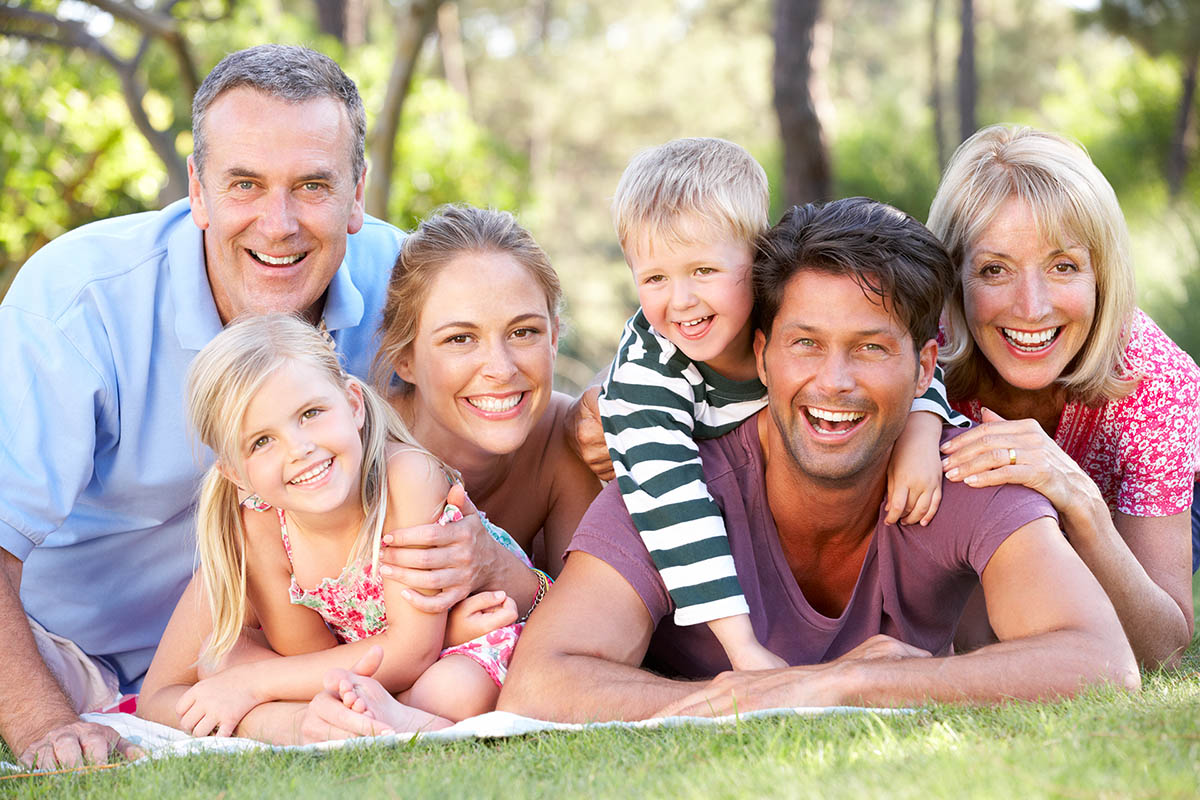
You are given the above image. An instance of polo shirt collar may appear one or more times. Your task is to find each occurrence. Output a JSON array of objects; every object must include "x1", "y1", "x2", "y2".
[
  {"x1": 167, "y1": 201, "x2": 223, "y2": 352},
  {"x1": 320, "y1": 254, "x2": 365, "y2": 335}
]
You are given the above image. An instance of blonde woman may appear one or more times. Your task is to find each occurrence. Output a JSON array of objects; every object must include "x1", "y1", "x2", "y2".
[
  {"x1": 139, "y1": 314, "x2": 534, "y2": 740},
  {"x1": 931, "y1": 125, "x2": 1199, "y2": 669}
]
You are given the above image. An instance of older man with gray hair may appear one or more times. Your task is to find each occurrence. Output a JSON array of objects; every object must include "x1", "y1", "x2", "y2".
[{"x1": 0, "y1": 45, "x2": 517, "y2": 768}]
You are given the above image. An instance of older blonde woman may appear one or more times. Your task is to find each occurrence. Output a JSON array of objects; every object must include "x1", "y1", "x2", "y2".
[{"x1": 930, "y1": 125, "x2": 1199, "y2": 670}]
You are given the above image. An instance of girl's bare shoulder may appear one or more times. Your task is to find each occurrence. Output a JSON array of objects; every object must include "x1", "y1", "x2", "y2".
[
  {"x1": 384, "y1": 443, "x2": 453, "y2": 526},
  {"x1": 239, "y1": 501, "x2": 291, "y2": 575}
]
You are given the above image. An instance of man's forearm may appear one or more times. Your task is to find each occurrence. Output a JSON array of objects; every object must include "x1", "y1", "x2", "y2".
[
  {"x1": 836, "y1": 629, "x2": 1140, "y2": 707},
  {"x1": 0, "y1": 550, "x2": 80, "y2": 753},
  {"x1": 665, "y1": 628, "x2": 1139, "y2": 720},
  {"x1": 499, "y1": 651, "x2": 698, "y2": 723}
]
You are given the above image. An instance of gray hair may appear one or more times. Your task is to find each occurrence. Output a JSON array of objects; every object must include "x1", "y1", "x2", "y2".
[{"x1": 191, "y1": 44, "x2": 366, "y2": 179}]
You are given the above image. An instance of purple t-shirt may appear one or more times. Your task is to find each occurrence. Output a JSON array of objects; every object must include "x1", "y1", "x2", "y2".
[{"x1": 568, "y1": 414, "x2": 1058, "y2": 679}]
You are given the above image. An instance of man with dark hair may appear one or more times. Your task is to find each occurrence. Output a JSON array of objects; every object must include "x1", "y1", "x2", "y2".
[
  {"x1": 496, "y1": 198, "x2": 1138, "y2": 721},
  {"x1": 0, "y1": 44, "x2": 524, "y2": 767}
]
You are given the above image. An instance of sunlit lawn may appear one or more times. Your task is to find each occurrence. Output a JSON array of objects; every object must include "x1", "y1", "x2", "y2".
[{"x1": 4, "y1": 583, "x2": 1199, "y2": 799}]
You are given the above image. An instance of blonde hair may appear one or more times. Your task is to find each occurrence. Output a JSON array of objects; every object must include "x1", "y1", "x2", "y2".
[
  {"x1": 187, "y1": 313, "x2": 451, "y2": 664},
  {"x1": 611, "y1": 137, "x2": 769, "y2": 255},
  {"x1": 373, "y1": 204, "x2": 562, "y2": 388},
  {"x1": 927, "y1": 125, "x2": 1138, "y2": 405}
]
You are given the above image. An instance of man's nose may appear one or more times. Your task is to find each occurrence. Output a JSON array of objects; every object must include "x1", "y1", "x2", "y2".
[
  {"x1": 259, "y1": 190, "x2": 300, "y2": 241},
  {"x1": 813, "y1": 351, "x2": 856, "y2": 395}
]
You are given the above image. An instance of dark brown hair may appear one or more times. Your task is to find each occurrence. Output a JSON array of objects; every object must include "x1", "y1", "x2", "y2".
[{"x1": 753, "y1": 197, "x2": 955, "y2": 350}]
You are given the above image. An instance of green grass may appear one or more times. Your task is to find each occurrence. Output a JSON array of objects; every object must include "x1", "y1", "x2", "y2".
[{"x1": 4, "y1": 585, "x2": 1199, "y2": 799}]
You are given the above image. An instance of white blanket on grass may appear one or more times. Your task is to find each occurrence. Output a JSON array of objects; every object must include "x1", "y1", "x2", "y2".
[{"x1": 2, "y1": 707, "x2": 909, "y2": 771}]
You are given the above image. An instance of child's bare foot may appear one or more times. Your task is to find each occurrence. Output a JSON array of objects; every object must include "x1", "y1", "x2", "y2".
[{"x1": 321, "y1": 645, "x2": 453, "y2": 735}]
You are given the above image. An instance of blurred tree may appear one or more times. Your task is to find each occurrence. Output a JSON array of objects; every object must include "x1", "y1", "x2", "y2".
[
  {"x1": 0, "y1": 0, "x2": 215, "y2": 202},
  {"x1": 313, "y1": 0, "x2": 367, "y2": 45},
  {"x1": 1086, "y1": 0, "x2": 1200, "y2": 199},
  {"x1": 774, "y1": 0, "x2": 831, "y2": 204},
  {"x1": 930, "y1": 0, "x2": 947, "y2": 170},
  {"x1": 956, "y1": 0, "x2": 975, "y2": 143},
  {"x1": 366, "y1": 0, "x2": 442, "y2": 217}
]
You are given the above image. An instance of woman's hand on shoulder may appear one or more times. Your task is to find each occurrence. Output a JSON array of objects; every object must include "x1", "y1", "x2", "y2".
[
  {"x1": 379, "y1": 482, "x2": 519, "y2": 613},
  {"x1": 939, "y1": 408, "x2": 1098, "y2": 516}
]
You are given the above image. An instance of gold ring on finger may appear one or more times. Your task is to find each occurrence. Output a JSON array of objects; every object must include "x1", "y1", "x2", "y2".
[{"x1": 1008, "y1": 448, "x2": 1017, "y2": 466}]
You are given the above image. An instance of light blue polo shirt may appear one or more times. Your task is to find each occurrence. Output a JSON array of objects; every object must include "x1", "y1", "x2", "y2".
[{"x1": 0, "y1": 198, "x2": 402, "y2": 689}]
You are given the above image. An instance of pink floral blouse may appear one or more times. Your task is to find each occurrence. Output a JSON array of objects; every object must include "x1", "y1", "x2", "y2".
[
  {"x1": 952, "y1": 310, "x2": 1200, "y2": 518},
  {"x1": 278, "y1": 508, "x2": 386, "y2": 642}
]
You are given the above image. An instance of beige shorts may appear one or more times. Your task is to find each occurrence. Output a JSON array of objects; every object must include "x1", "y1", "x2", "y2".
[{"x1": 27, "y1": 616, "x2": 121, "y2": 714}]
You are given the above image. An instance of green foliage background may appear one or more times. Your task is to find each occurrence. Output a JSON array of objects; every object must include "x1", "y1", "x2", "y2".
[{"x1": 2, "y1": 0, "x2": 1198, "y2": 380}]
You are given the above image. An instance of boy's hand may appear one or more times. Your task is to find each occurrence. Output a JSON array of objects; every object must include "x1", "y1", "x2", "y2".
[
  {"x1": 885, "y1": 411, "x2": 945, "y2": 526},
  {"x1": 444, "y1": 591, "x2": 519, "y2": 646},
  {"x1": 566, "y1": 386, "x2": 614, "y2": 481}
]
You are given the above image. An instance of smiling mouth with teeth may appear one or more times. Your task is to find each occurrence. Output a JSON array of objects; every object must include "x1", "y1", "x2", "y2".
[
  {"x1": 1001, "y1": 327, "x2": 1060, "y2": 352},
  {"x1": 678, "y1": 316, "x2": 713, "y2": 328},
  {"x1": 467, "y1": 393, "x2": 524, "y2": 413},
  {"x1": 290, "y1": 458, "x2": 332, "y2": 485},
  {"x1": 805, "y1": 407, "x2": 866, "y2": 434},
  {"x1": 249, "y1": 249, "x2": 306, "y2": 266}
]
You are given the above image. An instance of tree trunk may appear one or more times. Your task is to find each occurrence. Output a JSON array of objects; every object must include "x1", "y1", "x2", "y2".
[
  {"x1": 438, "y1": 2, "x2": 470, "y2": 106},
  {"x1": 312, "y1": 0, "x2": 346, "y2": 42},
  {"x1": 931, "y1": 0, "x2": 946, "y2": 171},
  {"x1": 773, "y1": 0, "x2": 831, "y2": 206},
  {"x1": 957, "y1": 0, "x2": 976, "y2": 143},
  {"x1": 366, "y1": 0, "x2": 442, "y2": 219},
  {"x1": 1167, "y1": 48, "x2": 1198, "y2": 200}
]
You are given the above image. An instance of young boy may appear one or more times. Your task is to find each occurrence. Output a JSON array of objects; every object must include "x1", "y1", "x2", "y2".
[{"x1": 599, "y1": 138, "x2": 968, "y2": 670}]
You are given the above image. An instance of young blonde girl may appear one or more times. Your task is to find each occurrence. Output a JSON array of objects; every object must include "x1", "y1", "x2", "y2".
[{"x1": 139, "y1": 314, "x2": 532, "y2": 738}]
